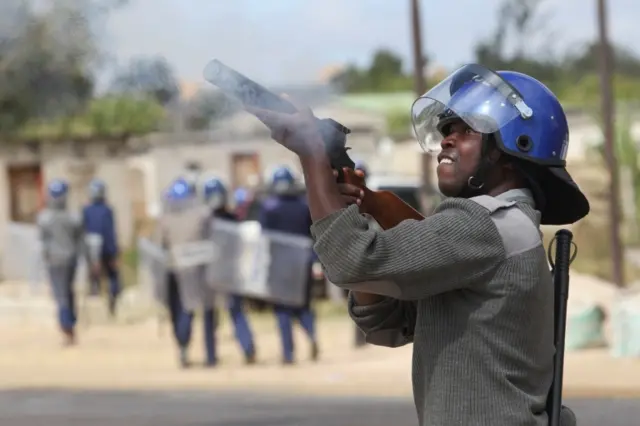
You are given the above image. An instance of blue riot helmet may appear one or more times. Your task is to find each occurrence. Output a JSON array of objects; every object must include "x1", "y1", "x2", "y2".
[
  {"x1": 271, "y1": 166, "x2": 296, "y2": 195},
  {"x1": 48, "y1": 179, "x2": 69, "y2": 198},
  {"x1": 234, "y1": 187, "x2": 249, "y2": 205},
  {"x1": 47, "y1": 179, "x2": 69, "y2": 209},
  {"x1": 202, "y1": 176, "x2": 227, "y2": 210},
  {"x1": 165, "y1": 177, "x2": 194, "y2": 202},
  {"x1": 411, "y1": 64, "x2": 589, "y2": 225},
  {"x1": 88, "y1": 178, "x2": 106, "y2": 201}
]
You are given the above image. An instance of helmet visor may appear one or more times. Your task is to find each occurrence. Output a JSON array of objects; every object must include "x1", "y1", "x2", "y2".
[{"x1": 411, "y1": 64, "x2": 532, "y2": 154}]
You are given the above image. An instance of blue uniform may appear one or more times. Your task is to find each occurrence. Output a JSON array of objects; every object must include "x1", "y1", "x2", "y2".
[
  {"x1": 161, "y1": 177, "x2": 218, "y2": 367},
  {"x1": 212, "y1": 208, "x2": 256, "y2": 363},
  {"x1": 258, "y1": 193, "x2": 318, "y2": 364},
  {"x1": 82, "y1": 200, "x2": 121, "y2": 313}
]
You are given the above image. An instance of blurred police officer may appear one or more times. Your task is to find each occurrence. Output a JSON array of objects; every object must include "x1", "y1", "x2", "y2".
[
  {"x1": 258, "y1": 166, "x2": 319, "y2": 365},
  {"x1": 37, "y1": 179, "x2": 84, "y2": 346},
  {"x1": 203, "y1": 177, "x2": 257, "y2": 364},
  {"x1": 159, "y1": 177, "x2": 217, "y2": 368},
  {"x1": 82, "y1": 178, "x2": 121, "y2": 317}
]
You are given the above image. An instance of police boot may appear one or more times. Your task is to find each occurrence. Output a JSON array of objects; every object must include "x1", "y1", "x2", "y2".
[
  {"x1": 108, "y1": 297, "x2": 117, "y2": 318},
  {"x1": 179, "y1": 347, "x2": 190, "y2": 369},
  {"x1": 62, "y1": 329, "x2": 76, "y2": 347},
  {"x1": 244, "y1": 348, "x2": 257, "y2": 365},
  {"x1": 310, "y1": 342, "x2": 319, "y2": 362}
]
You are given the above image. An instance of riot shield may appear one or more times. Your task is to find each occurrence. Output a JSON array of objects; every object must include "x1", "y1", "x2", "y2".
[
  {"x1": 137, "y1": 237, "x2": 169, "y2": 305},
  {"x1": 170, "y1": 240, "x2": 217, "y2": 310},
  {"x1": 209, "y1": 219, "x2": 313, "y2": 307},
  {"x1": 160, "y1": 203, "x2": 218, "y2": 311},
  {"x1": 84, "y1": 233, "x2": 103, "y2": 267}
]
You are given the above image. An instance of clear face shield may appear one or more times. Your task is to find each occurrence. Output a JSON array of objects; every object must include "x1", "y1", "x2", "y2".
[{"x1": 411, "y1": 64, "x2": 533, "y2": 155}]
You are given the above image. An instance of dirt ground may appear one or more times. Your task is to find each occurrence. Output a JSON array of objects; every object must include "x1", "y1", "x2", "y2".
[{"x1": 1, "y1": 307, "x2": 639, "y2": 399}]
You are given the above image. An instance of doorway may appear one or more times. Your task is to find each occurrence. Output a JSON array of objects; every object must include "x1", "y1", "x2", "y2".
[
  {"x1": 231, "y1": 152, "x2": 261, "y2": 190},
  {"x1": 8, "y1": 164, "x2": 43, "y2": 223}
]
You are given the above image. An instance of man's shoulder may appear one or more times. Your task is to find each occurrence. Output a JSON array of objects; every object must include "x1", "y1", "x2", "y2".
[
  {"x1": 469, "y1": 195, "x2": 542, "y2": 258},
  {"x1": 429, "y1": 195, "x2": 541, "y2": 257}
]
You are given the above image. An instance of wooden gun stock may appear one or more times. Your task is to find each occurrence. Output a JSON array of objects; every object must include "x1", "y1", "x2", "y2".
[{"x1": 343, "y1": 169, "x2": 425, "y2": 229}]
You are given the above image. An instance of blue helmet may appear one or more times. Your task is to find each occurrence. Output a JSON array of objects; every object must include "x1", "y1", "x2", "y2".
[
  {"x1": 203, "y1": 177, "x2": 226, "y2": 198},
  {"x1": 272, "y1": 166, "x2": 294, "y2": 184},
  {"x1": 202, "y1": 176, "x2": 227, "y2": 209},
  {"x1": 271, "y1": 166, "x2": 295, "y2": 194},
  {"x1": 88, "y1": 178, "x2": 106, "y2": 200},
  {"x1": 411, "y1": 64, "x2": 589, "y2": 225},
  {"x1": 234, "y1": 187, "x2": 249, "y2": 205},
  {"x1": 48, "y1": 179, "x2": 69, "y2": 199},
  {"x1": 165, "y1": 177, "x2": 194, "y2": 201}
]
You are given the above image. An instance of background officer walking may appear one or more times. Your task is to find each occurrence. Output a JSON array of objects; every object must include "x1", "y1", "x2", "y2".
[
  {"x1": 159, "y1": 177, "x2": 217, "y2": 368},
  {"x1": 82, "y1": 178, "x2": 121, "y2": 317},
  {"x1": 258, "y1": 166, "x2": 319, "y2": 365},
  {"x1": 37, "y1": 179, "x2": 84, "y2": 346},
  {"x1": 203, "y1": 176, "x2": 257, "y2": 365}
]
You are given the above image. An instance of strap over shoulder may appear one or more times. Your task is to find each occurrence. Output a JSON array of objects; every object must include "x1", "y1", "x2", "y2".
[
  {"x1": 470, "y1": 195, "x2": 542, "y2": 258},
  {"x1": 469, "y1": 195, "x2": 516, "y2": 214}
]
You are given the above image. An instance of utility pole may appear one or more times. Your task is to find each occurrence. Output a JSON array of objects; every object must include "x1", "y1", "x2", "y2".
[
  {"x1": 597, "y1": 0, "x2": 624, "y2": 287},
  {"x1": 410, "y1": 0, "x2": 433, "y2": 214}
]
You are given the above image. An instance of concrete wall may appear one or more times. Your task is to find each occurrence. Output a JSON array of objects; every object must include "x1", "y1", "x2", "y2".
[
  {"x1": 0, "y1": 140, "x2": 134, "y2": 270},
  {"x1": 132, "y1": 128, "x2": 381, "y2": 217}
]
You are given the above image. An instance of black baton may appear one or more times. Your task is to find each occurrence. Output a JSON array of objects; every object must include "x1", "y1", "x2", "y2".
[{"x1": 548, "y1": 229, "x2": 574, "y2": 426}]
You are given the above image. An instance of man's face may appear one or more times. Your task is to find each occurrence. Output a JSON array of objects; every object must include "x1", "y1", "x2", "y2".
[{"x1": 436, "y1": 119, "x2": 484, "y2": 197}]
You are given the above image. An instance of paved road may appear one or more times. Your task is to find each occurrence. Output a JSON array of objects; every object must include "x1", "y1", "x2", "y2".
[{"x1": 0, "y1": 390, "x2": 637, "y2": 426}]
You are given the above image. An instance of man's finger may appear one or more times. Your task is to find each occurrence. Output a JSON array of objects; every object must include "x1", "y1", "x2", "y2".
[
  {"x1": 342, "y1": 195, "x2": 361, "y2": 205},
  {"x1": 337, "y1": 183, "x2": 364, "y2": 197}
]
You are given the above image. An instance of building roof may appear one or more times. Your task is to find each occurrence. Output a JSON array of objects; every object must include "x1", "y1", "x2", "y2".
[{"x1": 338, "y1": 92, "x2": 416, "y2": 114}]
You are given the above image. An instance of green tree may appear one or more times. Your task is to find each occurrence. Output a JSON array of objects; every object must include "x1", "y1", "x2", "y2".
[
  {"x1": 183, "y1": 89, "x2": 238, "y2": 130},
  {"x1": 110, "y1": 56, "x2": 180, "y2": 106},
  {"x1": 83, "y1": 95, "x2": 166, "y2": 137},
  {"x1": 0, "y1": 0, "x2": 126, "y2": 136},
  {"x1": 329, "y1": 49, "x2": 413, "y2": 93}
]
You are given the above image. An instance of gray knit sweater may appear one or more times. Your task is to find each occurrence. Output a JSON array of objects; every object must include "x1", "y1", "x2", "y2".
[{"x1": 310, "y1": 189, "x2": 555, "y2": 426}]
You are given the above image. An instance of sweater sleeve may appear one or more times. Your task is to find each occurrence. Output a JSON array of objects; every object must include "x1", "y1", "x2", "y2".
[
  {"x1": 347, "y1": 292, "x2": 417, "y2": 348},
  {"x1": 310, "y1": 198, "x2": 506, "y2": 301}
]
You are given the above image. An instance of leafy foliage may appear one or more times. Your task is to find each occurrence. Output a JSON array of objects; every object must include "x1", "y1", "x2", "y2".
[{"x1": 110, "y1": 56, "x2": 180, "y2": 106}]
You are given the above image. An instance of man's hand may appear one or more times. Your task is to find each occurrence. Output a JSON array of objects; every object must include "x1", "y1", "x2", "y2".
[
  {"x1": 246, "y1": 95, "x2": 325, "y2": 158},
  {"x1": 311, "y1": 261, "x2": 324, "y2": 280},
  {"x1": 333, "y1": 168, "x2": 365, "y2": 206}
]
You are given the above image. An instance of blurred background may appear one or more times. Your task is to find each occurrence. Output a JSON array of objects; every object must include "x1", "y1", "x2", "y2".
[{"x1": 1, "y1": 0, "x2": 640, "y2": 425}]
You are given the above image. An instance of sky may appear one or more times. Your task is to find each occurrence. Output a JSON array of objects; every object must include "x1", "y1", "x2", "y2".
[{"x1": 102, "y1": 0, "x2": 640, "y2": 88}]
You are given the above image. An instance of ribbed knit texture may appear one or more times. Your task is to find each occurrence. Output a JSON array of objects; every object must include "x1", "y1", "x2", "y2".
[{"x1": 310, "y1": 193, "x2": 556, "y2": 426}]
